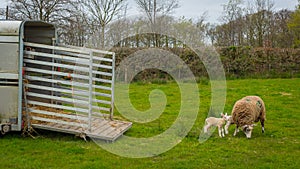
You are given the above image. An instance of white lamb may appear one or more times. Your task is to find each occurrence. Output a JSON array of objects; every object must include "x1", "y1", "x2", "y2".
[
  {"x1": 203, "y1": 113, "x2": 231, "y2": 137},
  {"x1": 225, "y1": 115, "x2": 233, "y2": 135}
]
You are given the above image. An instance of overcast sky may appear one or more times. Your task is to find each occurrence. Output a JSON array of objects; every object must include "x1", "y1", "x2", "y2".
[
  {"x1": 0, "y1": 0, "x2": 298, "y2": 23},
  {"x1": 128, "y1": 0, "x2": 299, "y2": 23},
  {"x1": 177, "y1": 0, "x2": 298, "y2": 23}
]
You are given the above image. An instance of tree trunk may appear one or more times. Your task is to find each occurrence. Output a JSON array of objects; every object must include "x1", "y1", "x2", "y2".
[{"x1": 101, "y1": 26, "x2": 105, "y2": 49}]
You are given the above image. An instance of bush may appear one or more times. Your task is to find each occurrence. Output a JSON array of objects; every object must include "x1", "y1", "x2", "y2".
[{"x1": 112, "y1": 47, "x2": 300, "y2": 81}]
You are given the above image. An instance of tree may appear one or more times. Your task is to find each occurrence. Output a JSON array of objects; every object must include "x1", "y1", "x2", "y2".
[
  {"x1": 81, "y1": 0, "x2": 127, "y2": 49},
  {"x1": 273, "y1": 9, "x2": 293, "y2": 48},
  {"x1": 172, "y1": 16, "x2": 207, "y2": 48},
  {"x1": 221, "y1": 0, "x2": 243, "y2": 46},
  {"x1": 135, "y1": 0, "x2": 178, "y2": 25},
  {"x1": 288, "y1": 0, "x2": 300, "y2": 48},
  {"x1": 289, "y1": 11, "x2": 300, "y2": 48},
  {"x1": 58, "y1": 6, "x2": 91, "y2": 46},
  {"x1": 3, "y1": 0, "x2": 76, "y2": 22},
  {"x1": 135, "y1": 0, "x2": 179, "y2": 47}
]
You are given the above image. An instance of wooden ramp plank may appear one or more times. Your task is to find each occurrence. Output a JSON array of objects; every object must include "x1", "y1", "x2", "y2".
[{"x1": 32, "y1": 116, "x2": 132, "y2": 141}]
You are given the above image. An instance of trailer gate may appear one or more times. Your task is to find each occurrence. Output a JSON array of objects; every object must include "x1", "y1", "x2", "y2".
[{"x1": 23, "y1": 42, "x2": 131, "y2": 141}]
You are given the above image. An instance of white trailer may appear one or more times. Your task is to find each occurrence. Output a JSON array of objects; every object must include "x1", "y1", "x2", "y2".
[{"x1": 0, "y1": 20, "x2": 131, "y2": 141}]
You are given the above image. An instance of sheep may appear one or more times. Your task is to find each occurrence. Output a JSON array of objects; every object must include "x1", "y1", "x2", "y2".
[
  {"x1": 229, "y1": 96, "x2": 266, "y2": 138},
  {"x1": 224, "y1": 115, "x2": 233, "y2": 135},
  {"x1": 203, "y1": 113, "x2": 230, "y2": 137}
]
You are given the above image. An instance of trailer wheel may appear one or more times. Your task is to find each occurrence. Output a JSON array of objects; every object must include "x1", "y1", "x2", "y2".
[{"x1": 1, "y1": 124, "x2": 10, "y2": 134}]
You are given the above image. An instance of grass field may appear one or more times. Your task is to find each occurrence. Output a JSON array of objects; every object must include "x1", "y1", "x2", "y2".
[{"x1": 0, "y1": 78, "x2": 299, "y2": 169}]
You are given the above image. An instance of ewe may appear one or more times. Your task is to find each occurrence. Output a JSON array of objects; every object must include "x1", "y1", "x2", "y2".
[{"x1": 229, "y1": 96, "x2": 266, "y2": 138}]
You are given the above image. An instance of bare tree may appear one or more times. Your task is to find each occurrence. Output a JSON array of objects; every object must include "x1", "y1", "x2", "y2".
[
  {"x1": 135, "y1": 0, "x2": 178, "y2": 25},
  {"x1": 251, "y1": 0, "x2": 275, "y2": 47},
  {"x1": 288, "y1": 0, "x2": 300, "y2": 48},
  {"x1": 80, "y1": 0, "x2": 127, "y2": 49},
  {"x1": 221, "y1": 0, "x2": 243, "y2": 46},
  {"x1": 273, "y1": 9, "x2": 293, "y2": 48},
  {"x1": 135, "y1": 0, "x2": 179, "y2": 47},
  {"x1": 3, "y1": 0, "x2": 76, "y2": 22},
  {"x1": 57, "y1": 5, "x2": 91, "y2": 46}
]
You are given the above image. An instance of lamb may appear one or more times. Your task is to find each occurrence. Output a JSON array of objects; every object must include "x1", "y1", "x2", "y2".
[
  {"x1": 224, "y1": 115, "x2": 233, "y2": 135},
  {"x1": 203, "y1": 113, "x2": 231, "y2": 137},
  {"x1": 229, "y1": 96, "x2": 266, "y2": 138}
]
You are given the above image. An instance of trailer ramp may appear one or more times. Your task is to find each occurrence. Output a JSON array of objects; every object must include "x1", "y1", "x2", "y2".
[{"x1": 23, "y1": 42, "x2": 131, "y2": 141}]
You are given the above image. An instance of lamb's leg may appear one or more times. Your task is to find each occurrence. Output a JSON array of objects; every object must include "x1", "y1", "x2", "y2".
[
  {"x1": 218, "y1": 126, "x2": 222, "y2": 137},
  {"x1": 204, "y1": 124, "x2": 210, "y2": 133},
  {"x1": 261, "y1": 119, "x2": 265, "y2": 133},
  {"x1": 225, "y1": 121, "x2": 231, "y2": 135},
  {"x1": 233, "y1": 126, "x2": 239, "y2": 136},
  {"x1": 221, "y1": 127, "x2": 225, "y2": 137}
]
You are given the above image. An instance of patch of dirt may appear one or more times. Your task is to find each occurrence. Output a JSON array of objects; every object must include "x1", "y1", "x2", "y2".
[{"x1": 280, "y1": 92, "x2": 292, "y2": 96}]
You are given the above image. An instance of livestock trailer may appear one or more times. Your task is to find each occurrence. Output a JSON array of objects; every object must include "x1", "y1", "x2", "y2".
[{"x1": 0, "y1": 20, "x2": 131, "y2": 141}]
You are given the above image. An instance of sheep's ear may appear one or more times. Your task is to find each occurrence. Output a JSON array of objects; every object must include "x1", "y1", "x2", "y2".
[
  {"x1": 242, "y1": 125, "x2": 248, "y2": 129},
  {"x1": 225, "y1": 113, "x2": 228, "y2": 116},
  {"x1": 221, "y1": 113, "x2": 224, "y2": 117},
  {"x1": 251, "y1": 124, "x2": 257, "y2": 127}
]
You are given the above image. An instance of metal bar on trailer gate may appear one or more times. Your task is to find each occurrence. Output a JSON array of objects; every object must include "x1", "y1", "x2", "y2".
[
  {"x1": 71, "y1": 94, "x2": 112, "y2": 105},
  {"x1": 24, "y1": 58, "x2": 112, "y2": 78},
  {"x1": 110, "y1": 53, "x2": 116, "y2": 119},
  {"x1": 24, "y1": 75, "x2": 112, "y2": 91},
  {"x1": 25, "y1": 75, "x2": 86, "y2": 89},
  {"x1": 88, "y1": 51, "x2": 93, "y2": 132},
  {"x1": 25, "y1": 67, "x2": 112, "y2": 84},
  {"x1": 92, "y1": 56, "x2": 113, "y2": 63},
  {"x1": 31, "y1": 116, "x2": 88, "y2": 128},
  {"x1": 24, "y1": 59, "x2": 113, "y2": 83},
  {"x1": 24, "y1": 67, "x2": 90, "y2": 81},
  {"x1": 60, "y1": 44, "x2": 115, "y2": 55},
  {"x1": 55, "y1": 50, "x2": 93, "y2": 60},
  {"x1": 28, "y1": 100, "x2": 87, "y2": 113},
  {"x1": 93, "y1": 91, "x2": 111, "y2": 98},
  {"x1": 92, "y1": 77, "x2": 112, "y2": 84},
  {"x1": 92, "y1": 99, "x2": 111, "y2": 105},
  {"x1": 26, "y1": 92, "x2": 88, "y2": 105},
  {"x1": 58, "y1": 50, "x2": 114, "y2": 63},
  {"x1": 24, "y1": 42, "x2": 90, "y2": 55},
  {"x1": 24, "y1": 59, "x2": 89, "y2": 72},
  {"x1": 28, "y1": 108, "x2": 89, "y2": 122},
  {"x1": 27, "y1": 100, "x2": 111, "y2": 115},
  {"x1": 93, "y1": 63, "x2": 113, "y2": 70},
  {"x1": 24, "y1": 50, "x2": 89, "y2": 64},
  {"x1": 92, "y1": 71, "x2": 112, "y2": 77},
  {"x1": 25, "y1": 83, "x2": 111, "y2": 98}
]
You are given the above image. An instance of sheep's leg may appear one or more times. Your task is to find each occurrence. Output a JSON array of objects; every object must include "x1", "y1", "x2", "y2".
[
  {"x1": 218, "y1": 126, "x2": 222, "y2": 137},
  {"x1": 225, "y1": 121, "x2": 231, "y2": 135},
  {"x1": 261, "y1": 119, "x2": 265, "y2": 133},
  {"x1": 233, "y1": 126, "x2": 239, "y2": 136},
  {"x1": 221, "y1": 127, "x2": 225, "y2": 137},
  {"x1": 204, "y1": 124, "x2": 210, "y2": 133}
]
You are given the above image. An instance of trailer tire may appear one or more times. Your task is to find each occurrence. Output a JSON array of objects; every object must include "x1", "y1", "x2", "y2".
[{"x1": 1, "y1": 124, "x2": 10, "y2": 134}]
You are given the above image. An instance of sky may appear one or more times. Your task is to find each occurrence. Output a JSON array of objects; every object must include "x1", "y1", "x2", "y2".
[
  {"x1": 0, "y1": 0, "x2": 298, "y2": 24},
  {"x1": 128, "y1": 0, "x2": 299, "y2": 23},
  {"x1": 176, "y1": 0, "x2": 298, "y2": 23}
]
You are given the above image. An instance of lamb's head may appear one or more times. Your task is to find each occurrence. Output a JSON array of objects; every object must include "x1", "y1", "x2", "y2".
[
  {"x1": 221, "y1": 113, "x2": 231, "y2": 121},
  {"x1": 242, "y1": 124, "x2": 256, "y2": 138}
]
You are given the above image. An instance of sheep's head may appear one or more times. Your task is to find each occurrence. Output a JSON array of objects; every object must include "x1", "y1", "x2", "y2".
[
  {"x1": 221, "y1": 113, "x2": 231, "y2": 121},
  {"x1": 242, "y1": 124, "x2": 256, "y2": 138}
]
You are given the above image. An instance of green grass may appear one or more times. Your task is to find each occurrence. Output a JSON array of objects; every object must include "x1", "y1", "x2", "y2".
[{"x1": 1, "y1": 78, "x2": 300, "y2": 169}]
